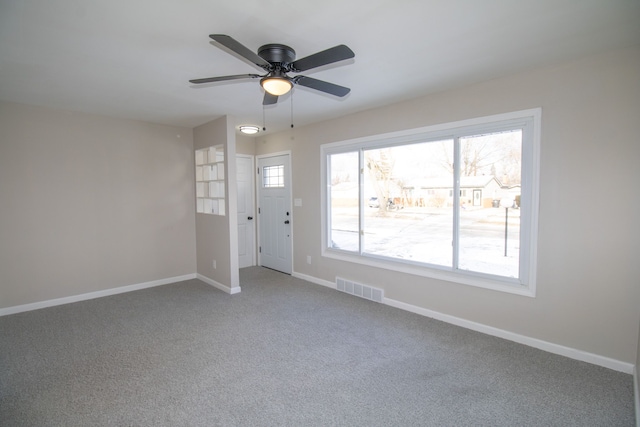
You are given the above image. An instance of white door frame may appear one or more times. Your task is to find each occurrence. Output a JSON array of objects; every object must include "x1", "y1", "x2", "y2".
[
  {"x1": 237, "y1": 154, "x2": 256, "y2": 268},
  {"x1": 256, "y1": 151, "x2": 293, "y2": 274}
]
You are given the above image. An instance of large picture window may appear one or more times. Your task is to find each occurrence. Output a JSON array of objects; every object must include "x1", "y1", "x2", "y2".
[{"x1": 322, "y1": 110, "x2": 540, "y2": 295}]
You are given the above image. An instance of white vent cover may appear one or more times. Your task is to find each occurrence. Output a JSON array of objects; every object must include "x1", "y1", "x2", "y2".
[{"x1": 336, "y1": 277, "x2": 384, "y2": 303}]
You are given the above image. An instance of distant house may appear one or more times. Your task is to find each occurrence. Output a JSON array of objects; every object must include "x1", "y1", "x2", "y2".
[
  {"x1": 335, "y1": 175, "x2": 520, "y2": 209},
  {"x1": 402, "y1": 176, "x2": 509, "y2": 208}
]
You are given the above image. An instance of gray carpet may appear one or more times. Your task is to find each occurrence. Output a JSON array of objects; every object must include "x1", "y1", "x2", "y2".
[{"x1": 0, "y1": 267, "x2": 635, "y2": 426}]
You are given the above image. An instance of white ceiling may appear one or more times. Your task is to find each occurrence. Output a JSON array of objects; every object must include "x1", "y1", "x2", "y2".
[{"x1": 1, "y1": 0, "x2": 639, "y2": 134}]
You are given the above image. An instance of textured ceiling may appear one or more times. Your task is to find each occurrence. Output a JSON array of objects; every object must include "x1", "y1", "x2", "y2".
[{"x1": 1, "y1": 0, "x2": 639, "y2": 134}]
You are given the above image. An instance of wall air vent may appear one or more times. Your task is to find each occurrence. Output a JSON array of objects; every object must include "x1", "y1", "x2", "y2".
[{"x1": 336, "y1": 277, "x2": 383, "y2": 303}]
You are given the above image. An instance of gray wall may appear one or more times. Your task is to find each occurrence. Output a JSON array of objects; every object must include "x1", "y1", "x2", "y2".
[
  {"x1": 255, "y1": 46, "x2": 640, "y2": 364},
  {"x1": 0, "y1": 101, "x2": 197, "y2": 308}
]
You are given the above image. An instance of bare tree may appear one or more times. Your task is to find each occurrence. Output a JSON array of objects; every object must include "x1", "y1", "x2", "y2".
[
  {"x1": 437, "y1": 132, "x2": 521, "y2": 184},
  {"x1": 364, "y1": 148, "x2": 395, "y2": 212}
]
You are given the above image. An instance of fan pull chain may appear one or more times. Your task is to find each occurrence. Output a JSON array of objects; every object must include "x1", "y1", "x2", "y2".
[
  {"x1": 290, "y1": 91, "x2": 294, "y2": 129},
  {"x1": 262, "y1": 105, "x2": 266, "y2": 132}
]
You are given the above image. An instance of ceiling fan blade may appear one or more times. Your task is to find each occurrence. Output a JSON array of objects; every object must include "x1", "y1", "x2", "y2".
[
  {"x1": 291, "y1": 45, "x2": 354, "y2": 72},
  {"x1": 209, "y1": 34, "x2": 270, "y2": 69},
  {"x1": 294, "y1": 76, "x2": 350, "y2": 97},
  {"x1": 263, "y1": 92, "x2": 278, "y2": 105},
  {"x1": 189, "y1": 74, "x2": 261, "y2": 84}
]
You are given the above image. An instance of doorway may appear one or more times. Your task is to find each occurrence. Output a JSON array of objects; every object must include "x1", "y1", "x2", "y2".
[
  {"x1": 257, "y1": 153, "x2": 292, "y2": 274},
  {"x1": 237, "y1": 155, "x2": 255, "y2": 268}
]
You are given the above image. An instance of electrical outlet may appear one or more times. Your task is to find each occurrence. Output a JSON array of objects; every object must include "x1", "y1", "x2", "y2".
[
  {"x1": 306, "y1": 255, "x2": 311, "y2": 264},
  {"x1": 212, "y1": 259, "x2": 217, "y2": 269}
]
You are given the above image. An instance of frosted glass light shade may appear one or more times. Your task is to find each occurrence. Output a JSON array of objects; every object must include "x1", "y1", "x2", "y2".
[{"x1": 261, "y1": 77, "x2": 292, "y2": 96}]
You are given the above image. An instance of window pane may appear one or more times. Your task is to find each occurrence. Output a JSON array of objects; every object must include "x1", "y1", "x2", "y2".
[
  {"x1": 263, "y1": 165, "x2": 284, "y2": 188},
  {"x1": 329, "y1": 152, "x2": 359, "y2": 251},
  {"x1": 458, "y1": 130, "x2": 521, "y2": 277},
  {"x1": 363, "y1": 140, "x2": 454, "y2": 266}
]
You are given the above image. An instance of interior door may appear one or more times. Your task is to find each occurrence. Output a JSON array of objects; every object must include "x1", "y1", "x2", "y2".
[
  {"x1": 257, "y1": 154, "x2": 292, "y2": 274},
  {"x1": 237, "y1": 155, "x2": 255, "y2": 268}
]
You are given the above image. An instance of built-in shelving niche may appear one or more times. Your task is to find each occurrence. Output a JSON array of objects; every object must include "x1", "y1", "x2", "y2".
[{"x1": 195, "y1": 145, "x2": 225, "y2": 215}]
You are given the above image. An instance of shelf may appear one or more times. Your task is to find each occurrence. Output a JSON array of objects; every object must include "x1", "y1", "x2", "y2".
[
  {"x1": 195, "y1": 145, "x2": 225, "y2": 216},
  {"x1": 196, "y1": 198, "x2": 226, "y2": 215}
]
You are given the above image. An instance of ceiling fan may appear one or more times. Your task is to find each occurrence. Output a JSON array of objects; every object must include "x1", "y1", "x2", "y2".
[{"x1": 190, "y1": 34, "x2": 355, "y2": 105}]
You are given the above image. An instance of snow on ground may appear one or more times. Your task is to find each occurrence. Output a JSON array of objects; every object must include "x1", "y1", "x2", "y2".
[{"x1": 331, "y1": 205, "x2": 520, "y2": 278}]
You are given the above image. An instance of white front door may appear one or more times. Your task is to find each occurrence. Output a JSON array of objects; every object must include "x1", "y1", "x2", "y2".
[
  {"x1": 257, "y1": 154, "x2": 292, "y2": 274},
  {"x1": 237, "y1": 155, "x2": 255, "y2": 268}
]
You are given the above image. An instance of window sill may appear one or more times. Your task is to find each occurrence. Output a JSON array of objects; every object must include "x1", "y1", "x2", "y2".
[{"x1": 322, "y1": 249, "x2": 535, "y2": 297}]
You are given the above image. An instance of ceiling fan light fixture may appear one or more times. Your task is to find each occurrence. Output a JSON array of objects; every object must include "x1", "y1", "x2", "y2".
[
  {"x1": 239, "y1": 125, "x2": 260, "y2": 135},
  {"x1": 260, "y1": 75, "x2": 292, "y2": 96},
  {"x1": 191, "y1": 35, "x2": 354, "y2": 106}
]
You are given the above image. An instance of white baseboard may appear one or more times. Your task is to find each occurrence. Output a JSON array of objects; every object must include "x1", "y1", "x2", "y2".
[
  {"x1": 292, "y1": 271, "x2": 335, "y2": 289},
  {"x1": 197, "y1": 274, "x2": 241, "y2": 295},
  {"x1": 293, "y1": 271, "x2": 634, "y2": 375},
  {"x1": 0, "y1": 273, "x2": 197, "y2": 317},
  {"x1": 384, "y1": 297, "x2": 634, "y2": 374}
]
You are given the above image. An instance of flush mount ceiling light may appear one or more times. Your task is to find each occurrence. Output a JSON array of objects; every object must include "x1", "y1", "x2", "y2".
[
  {"x1": 260, "y1": 71, "x2": 293, "y2": 96},
  {"x1": 239, "y1": 125, "x2": 260, "y2": 135}
]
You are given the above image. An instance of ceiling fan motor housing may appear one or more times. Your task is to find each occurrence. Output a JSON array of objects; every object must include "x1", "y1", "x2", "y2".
[{"x1": 258, "y1": 44, "x2": 296, "y2": 67}]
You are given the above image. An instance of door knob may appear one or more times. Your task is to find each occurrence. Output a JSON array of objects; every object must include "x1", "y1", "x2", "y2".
[
  {"x1": 284, "y1": 220, "x2": 290, "y2": 224},
  {"x1": 248, "y1": 216, "x2": 253, "y2": 220}
]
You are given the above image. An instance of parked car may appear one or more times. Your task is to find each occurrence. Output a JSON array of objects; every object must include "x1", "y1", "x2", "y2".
[{"x1": 368, "y1": 197, "x2": 379, "y2": 208}]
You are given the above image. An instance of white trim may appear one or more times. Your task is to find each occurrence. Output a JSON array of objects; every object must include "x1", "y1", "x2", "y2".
[
  {"x1": 634, "y1": 365, "x2": 640, "y2": 427},
  {"x1": 526, "y1": 107, "x2": 542, "y2": 297},
  {"x1": 0, "y1": 274, "x2": 197, "y2": 316},
  {"x1": 256, "y1": 150, "x2": 292, "y2": 160},
  {"x1": 292, "y1": 271, "x2": 335, "y2": 289},
  {"x1": 383, "y1": 297, "x2": 634, "y2": 374},
  {"x1": 197, "y1": 273, "x2": 241, "y2": 294},
  {"x1": 322, "y1": 250, "x2": 535, "y2": 297}
]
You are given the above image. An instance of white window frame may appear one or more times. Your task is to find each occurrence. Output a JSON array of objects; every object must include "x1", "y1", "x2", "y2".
[{"x1": 320, "y1": 109, "x2": 541, "y2": 297}]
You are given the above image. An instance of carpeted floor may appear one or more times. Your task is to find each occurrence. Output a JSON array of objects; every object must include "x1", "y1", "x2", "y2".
[{"x1": 0, "y1": 267, "x2": 635, "y2": 426}]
